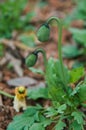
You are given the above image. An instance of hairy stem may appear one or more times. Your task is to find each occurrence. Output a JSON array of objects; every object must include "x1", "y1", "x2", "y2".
[
  {"x1": 0, "y1": 90, "x2": 14, "y2": 99},
  {"x1": 34, "y1": 48, "x2": 47, "y2": 69},
  {"x1": 46, "y1": 16, "x2": 67, "y2": 92}
]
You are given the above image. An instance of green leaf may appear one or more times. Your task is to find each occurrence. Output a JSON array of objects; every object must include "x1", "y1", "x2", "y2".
[
  {"x1": 72, "y1": 61, "x2": 84, "y2": 69},
  {"x1": 24, "y1": 11, "x2": 35, "y2": 22},
  {"x1": 7, "y1": 114, "x2": 34, "y2": 130},
  {"x1": 0, "y1": 0, "x2": 34, "y2": 38},
  {"x1": 70, "y1": 84, "x2": 80, "y2": 96},
  {"x1": 71, "y1": 111, "x2": 84, "y2": 124},
  {"x1": 55, "y1": 120, "x2": 66, "y2": 130},
  {"x1": 19, "y1": 34, "x2": 36, "y2": 47},
  {"x1": 64, "y1": 0, "x2": 86, "y2": 25},
  {"x1": 27, "y1": 87, "x2": 49, "y2": 100},
  {"x1": 69, "y1": 67, "x2": 84, "y2": 83},
  {"x1": 30, "y1": 123, "x2": 45, "y2": 130},
  {"x1": 42, "y1": 119, "x2": 52, "y2": 127},
  {"x1": 46, "y1": 58, "x2": 69, "y2": 86},
  {"x1": 57, "y1": 104, "x2": 67, "y2": 114},
  {"x1": 62, "y1": 44, "x2": 82, "y2": 58},
  {"x1": 78, "y1": 81, "x2": 86, "y2": 102},
  {"x1": 45, "y1": 58, "x2": 69, "y2": 101},
  {"x1": 69, "y1": 28, "x2": 86, "y2": 47},
  {"x1": 24, "y1": 125, "x2": 29, "y2": 130},
  {"x1": 45, "y1": 107, "x2": 58, "y2": 117},
  {"x1": 24, "y1": 105, "x2": 42, "y2": 116},
  {"x1": 29, "y1": 67, "x2": 44, "y2": 75},
  {"x1": 69, "y1": 120, "x2": 83, "y2": 130},
  {"x1": 7, "y1": 105, "x2": 43, "y2": 130}
]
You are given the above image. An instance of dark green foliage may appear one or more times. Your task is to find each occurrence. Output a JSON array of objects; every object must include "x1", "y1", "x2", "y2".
[
  {"x1": 55, "y1": 120, "x2": 66, "y2": 130},
  {"x1": 77, "y1": 81, "x2": 86, "y2": 102},
  {"x1": 7, "y1": 105, "x2": 52, "y2": 130},
  {"x1": 63, "y1": 28, "x2": 86, "y2": 63},
  {"x1": 63, "y1": 0, "x2": 86, "y2": 62},
  {"x1": 64, "y1": 0, "x2": 86, "y2": 25},
  {"x1": 0, "y1": 0, "x2": 35, "y2": 38}
]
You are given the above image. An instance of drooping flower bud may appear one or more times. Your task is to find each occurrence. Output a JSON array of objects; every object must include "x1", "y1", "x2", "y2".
[
  {"x1": 37, "y1": 23, "x2": 50, "y2": 42},
  {"x1": 25, "y1": 52, "x2": 38, "y2": 67}
]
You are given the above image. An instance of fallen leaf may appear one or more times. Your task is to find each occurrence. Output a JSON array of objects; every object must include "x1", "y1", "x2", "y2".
[{"x1": 7, "y1": 76, "x2": 37, "y2": 87}]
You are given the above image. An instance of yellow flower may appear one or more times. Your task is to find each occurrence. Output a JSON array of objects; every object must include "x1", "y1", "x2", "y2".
[
  {"x1": 15, "y1": 86, "x2": 27, "y2": 100},
  {"x1": 13, "y1": 86, "x2": 27, "y2": 112}
]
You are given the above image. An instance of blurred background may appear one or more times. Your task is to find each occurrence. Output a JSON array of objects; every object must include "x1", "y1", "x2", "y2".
[{"x1": 0, "y1": 0, "x2": 86, "y2": 129}]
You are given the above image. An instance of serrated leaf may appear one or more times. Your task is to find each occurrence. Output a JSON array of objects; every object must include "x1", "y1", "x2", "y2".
[
  {"x1": 24, "y1": 105, "x2": 43, "y2": 116},
  {"x1": 24, "y1": 107, "x2": 39, "y2": 116},
  {"x1": 42, "y1": 119, "x2": 52, "y2": 127},
  {"x1": 7, "y1": 105, "x2": 43, "y2": 130},
  {"x1": 57, "y1": 104, "x2": 67, "y2": 114},
  {"x1": 29, "y1": 123, "x2": 45, "y2": 130},
  {"x1": 45, "y1": 107, "x2": 57, "y2": 117},
  {"x1": 7, "y1": 115, "x2": 34, "y2": 130},
  {"x1": 78, "y1": 81, "x2": 86, "y2": 102},
  {"x1": 55, "y1": 120, "x2": 66, "y2": 130},
  {"x1": 24, "y1": 125, "x2": 29, "y2": 130},
  {"x1": 71, "y1": 111, "x2": 84, "y2": 124},
  {"x1": 45, "y1": 58, "x2": 69, "y2": 101},
  {"x1": 69, "y1": 67, "x2": 84, "y2": 83},
  {"x1": 70, "y1": 85, "x2": 80, "y2": 96},
  {"x1": 69, "y1": 120, "x2": 83, "y2": 130}
]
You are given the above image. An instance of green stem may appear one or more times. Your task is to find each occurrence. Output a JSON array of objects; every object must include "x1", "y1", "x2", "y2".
[
  {"x1": 0, "y1": 90, "x2": 14, "y2": 99},
  {"x1": 34, "y1": 48, "x2": 47, "y2": 69},
  {"x1": 46, "y1": 17, "x2": 67, "y2": 91}
]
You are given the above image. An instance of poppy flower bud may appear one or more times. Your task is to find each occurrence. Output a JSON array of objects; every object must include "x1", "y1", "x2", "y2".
[
  {"x1": 25, "y1": 52, "x2": 37, "y2": 67},
  {"x1": 37, "y1": 23, "x2": 50, "y2": 42}
]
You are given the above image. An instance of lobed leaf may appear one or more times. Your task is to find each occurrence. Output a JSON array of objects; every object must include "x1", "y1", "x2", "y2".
[
  {"x1": 71, "y1": 111, "x2": 84, "y2": 124},
  {"x1": 55, "y1": 120, "x2": 66, "y2": 130},
  {"x1": 69, "y1": 67, "x2": 84, "y2": 83}
]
